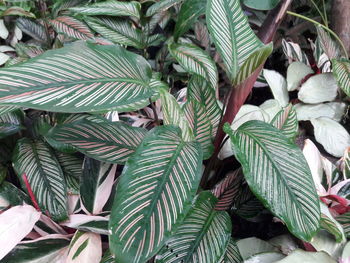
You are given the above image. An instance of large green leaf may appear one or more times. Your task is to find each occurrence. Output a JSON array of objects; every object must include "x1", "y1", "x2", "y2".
[
  {"x1": 174, "y1": 0, "x2": 206, "y2": 40},
  {"x1": 47, "y1": 118, "x2": 147, "y2": 164},
  {"x1": 85, "y1": 17, "x2": 145, "y2": 49},
  {"x1": 184, "y1": 100, "x2": 213, "y2": 159},
  {"x1": 109, "y1": 125, "x2": 203, "y2": 263},
  {"x1": 69, "y1": 0, "x2": 141, "y2": 18},
  {"x1": 187, "y1": 76, "x2": 222, "y2": 137},
  {"x1": 332, "y1": 59, "x2": 350, "y2": 97},
  {"x1": 13, "y1": 138, "x2": 68, "y2": 221},
  {"x1": 224, "y1": 121, "x2": 320, "y2": 241},
  {"x1": 0, "y1": 42, "x2": 156, "y2": 113},
  {"x1": 0, "y1": 109, "x2": 24, "y2": 139},
  {"x1": 206, "y1": 0, "x2": 264, "y2": 82},
  {"x1": 49, "y1": 16, "x2": 94, "y2": 40},
  {"x1": 155, "y1": 191, "x2": 231, "y2": 263},
  {"x1": 169, "y1": 42, "x2": 218, "y2": 89},
  {"x1": 80, "y1": 158, "x2": 116, "y2": 214}
]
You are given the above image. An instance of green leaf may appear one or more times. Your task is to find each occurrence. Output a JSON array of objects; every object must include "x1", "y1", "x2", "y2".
[
  {"x1": 85, "y1": 17, "x2": 145, "y2": 49},
  {"x1": 16, "y1": 17, "x2": 47, "y2": 43},
  {"x1": 156, "y1": 191, "x2": 231, "y2": 263},
  {"x1": 0, "y1": 182, "x2": 30, "y2": 209},
  {"x1": 109, "y1": 125, "x2": 203, "y2": 262},
  {"x1": 187, "y1": 76, "x2": 222, "y2": 137},
  {"x1": 0, "y1": 109, "x2": 24, "y2": 139},
  {"x1": 168, "y1": 42, "x2": 218, "y2": 89},
  {"x1": 55, "y1": 152, "x2": 82, "y2": 195},
  {"x1": 271, "y1": 104, "x2": 298, "y2": 141},
  {"x1": 159, "y1": 88, "x2": 194, "y2": 141},
  {"x1": 224, "y1": 121, "x2": 320, "y2": 241},
  {"x1": 47, "y1": 118, "x2": 147, "y2": 164},
  {"x1": 206, "y1": 0, "x2": 264, "y2": 82},
  {"x1": 80, "y1": 158, "x2": 116, "y2": 214},
  {"x1": 332, "y1": 59, "x2": 350, "y2": 97},
  {"x1": 174, "y1": 0, "x2": 206, "y2": 40},
  {"x1": 69, "y1": 0, "x2": 141, "y2": 19},
  {"x1": 184, "y1": 100, "x2": 213, "y2": 159},
  {"x1": 243, "y1": 0, "x2": 280, "y2": 10},
  {"x1": 221, "y1": 238, "x2": 243, "y2": 263},
  {"x1": 61, "y1": 214, "x2": 109, "y2": 235},
  {"x1": 234, "y1": 43, "x2": 273, "y2": 85},
  {"x1": 67, "y1": 231, "x2": 102, "y2": 262},
  {"x1": 336, "y1": 212, "x2": 350, "y2": 238},
  {"x1": 320, "y1": 203, "x2": 345, "y2": 243},
  {"x1": 2, "y1": 235, "x2": 70, "y2": 263},
  {"x1": 0, "y1": 42, "x2": 156, "y2": 113},
  {"x1": 146, "y1": 0, "x2": 183, "y2": 17},
  {"x1": 49, "y1": 16, "x2": 94, "y2": 40},
  {"x1": 13, "y1": 138, "x2": 68, "y2": 221}
]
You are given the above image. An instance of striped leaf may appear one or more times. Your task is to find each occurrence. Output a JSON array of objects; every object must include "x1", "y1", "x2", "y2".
[
  {"x1": 47, "y1": 118, "x2": 147, "y2": 164},
  {"x1": 0, "y1": 182, "x2": 30, "y2": 210},
  {"x1": 85, "y1": 17, "x2": 144, "y2": 49},
  {"x1": 159, "y1": 88, "x2": 194, "y2": 141},
  {"x1": 2, "y1": 234, "x2": 70, "y2": 263},
  {"x1": 271, "y1": 104, "x2": 298, "y2": 141},
  {"x1": 155, "y1": 191, "x2": 231, "y2": 263},
  {"x1": 174, "y1": 0, "x2": 206, "y2": 40},
  {"x1": 332, "y1": 59, "x2": 350, "y2": 97},
  {"x1": 69, "y1": 0, "x2": 141, "y2": 19},
  {"x1": 15, "y1": 43, "x2": 45, "y2": 58},
  {"x1": 222, "y1": 238, "x2": 243, "y2": 263},
  {"x1": 320, "y1": 203, "x2": 345, "y2": 243},
  {"x1": 224, "y1": 121, "x2": 321, "y2": 241},
  {"x1": 0, "y1": 110, "x2": 24, "y2": 139},
  {"x1": 146, "y1": 0, "x2": 183, "y2": 17},
  {"x1": 0, "y1": 106, "x2": 18, "y2": 116},
  {"x1": 212, "y1": 169, "x2": 243, "y2": 211},
  {"x1": 336, "y1": 212, "x2": 350, "y2": 238},
  {"x1": 109, "y1": 125, "x2": 203, "y2": 263},
  {"x1": 344, "y1": 147, "x2": 350, "y2": 178},
  {"x1": 187, "y1": 76, "x2": 222, "y2": 137},
  {"x1": 49, "y1": 16, "x2": 94, "y2": 40},
  {"x1": 61, "y1": 214, "x2": 109, "y2": 235},
  {"x1": 282, "y1": 39, "x2": 310, "y2": 65},
  {"x1": 80, "y1": 158, "x2": 116, "y2": 215},
  {"x1": 184, "y1": 100, "x2": 213, "y2": 159},
  {"x1": 234, "y1": 43, "x2": 273, "y2": 85},
  {"x1": 169, "y1": 42, "x2": 218, "y2": 89},
  {"x1": 317, "y1": 26, "x2": 341, "y2": 59},
  {"x1": 56, "y1": 152, "x2": 82, "y2": 195},
  {"x1": 16, "y1": 17, "x2": 47, "y2": 43},
  {"x1": 13, "y1": 138, "x2": 68, "y2": 221},
  {"x1": 0, "y1": 42, "x2": 156, "y2": 113},
  {"x1": 206, "y1": 0, "x2": 264, "y2": 82},
  {"x1": 232, "y1": 183, "x2": 264, "y2": 219}
]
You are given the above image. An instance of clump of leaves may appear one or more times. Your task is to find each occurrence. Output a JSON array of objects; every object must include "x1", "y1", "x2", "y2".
[{"x1": 0, "y1": 0, "x2": 349, "y2": 262}]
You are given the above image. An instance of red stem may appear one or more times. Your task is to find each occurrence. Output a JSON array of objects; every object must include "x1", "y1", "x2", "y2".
[{"x1": 22, "y1": 173, "x2": 40, "y2": 211}]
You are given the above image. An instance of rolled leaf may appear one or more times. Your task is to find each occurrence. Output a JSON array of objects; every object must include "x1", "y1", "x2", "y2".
[
  {"x1": 109, "y1": 125, "x2": 203, "y2": 262},
  {"x1": 224, "y1": 121, "x2": 320, "y2": 241}
]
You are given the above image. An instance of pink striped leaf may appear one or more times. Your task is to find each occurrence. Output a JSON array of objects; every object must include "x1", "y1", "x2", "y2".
[
  {"x1": 211, "y1": 169, "x2": 243, "y2": 211},
  {"x1": 155, "y1": 191, "x2": 231, "y2": 263},
  {"x1": 47, "y1": 118, "x2": 147, "y2": 164},
  {"x1": 49, "y1": 16, "x2": 94, "y2": 40},
  {"x1": 0, "y1": 42, "x2": 156, "y2": 113},
  {"x1": 109, "y1": 125, "x2": 203, "y2": 263},
  {"x1": 184, "y1": 100, "x2": 214, "y2": 159},
  {"x1": 12, "y1": 138, "x2": 68, "y2": 222}
]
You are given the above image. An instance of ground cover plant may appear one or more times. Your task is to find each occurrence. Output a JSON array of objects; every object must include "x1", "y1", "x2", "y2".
[{"x1": 0, "y1": 0, "x2": 349, "y2": 262}]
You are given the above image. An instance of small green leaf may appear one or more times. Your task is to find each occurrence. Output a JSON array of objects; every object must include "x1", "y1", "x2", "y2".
[
  {"x1": 271, "y1": 104, "x2": 298, "y2": 141},
  {"x1": 146, "y1": 0, "x2": 183, "y2": 17},
  {"x1": 332, "y1": 59, "x2": 350, "y2": 97},
  {"x1": 243, "y1": 0, "x2": 280, "y2": 10}
]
